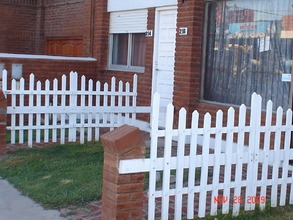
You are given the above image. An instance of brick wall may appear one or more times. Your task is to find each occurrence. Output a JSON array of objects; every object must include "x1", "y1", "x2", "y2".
[
  {"x1": 0, "y1": 57, "x2": 98, "y2": 85},
  {"x1": 0, "y1": 0, "x2": 38, "y2": 54},
  {"x1": 44, "y1": 0, "x2": 84, "y2": 38},
  {"x1": 173, "y1": 0, "x2": 205, "y2": 126}
]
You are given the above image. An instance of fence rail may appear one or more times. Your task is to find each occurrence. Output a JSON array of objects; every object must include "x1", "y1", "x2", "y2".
[
  {"x1": 119, "y1": 92, "x2": 293, "y2": 219},
  {"x1": 2, "y1": 70, "x2": 151, "y2": 147}
]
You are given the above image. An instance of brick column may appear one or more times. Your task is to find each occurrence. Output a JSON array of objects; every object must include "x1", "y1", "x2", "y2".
[
  {"x1": 0, "y1": 90, "x2": 6, "y2": 154},
  {"x1": 100, "y1": 125, "x2": 145, "y2": 220}
]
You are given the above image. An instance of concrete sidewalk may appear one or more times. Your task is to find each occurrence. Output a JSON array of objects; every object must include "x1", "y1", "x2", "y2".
[{"x1": 0, "y1": 177, "x2": 67, "y2": 220}]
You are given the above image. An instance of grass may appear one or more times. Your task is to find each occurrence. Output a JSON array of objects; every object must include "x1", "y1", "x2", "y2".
[
  {"x1": 192, "y1": 204, "x2": 293, "y2": 220},
  {"x1": 0, "y1": 142, "x2": 104, "y2": 209}
]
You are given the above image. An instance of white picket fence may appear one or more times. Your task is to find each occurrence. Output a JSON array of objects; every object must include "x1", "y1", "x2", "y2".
[
  {"x1": 119, "y1": 92, "x2": 293, "y2": 219},
  {"x1": 2, "y1": 70, "x2": 151, "y2": 147}
]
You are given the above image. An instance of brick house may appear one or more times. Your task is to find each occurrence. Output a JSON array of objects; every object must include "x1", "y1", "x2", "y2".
[{"x1": 0, "y1": 0, "x2": 292, "y2": 127}]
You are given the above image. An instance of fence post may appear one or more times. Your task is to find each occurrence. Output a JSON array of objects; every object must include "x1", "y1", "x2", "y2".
[
  {"x1": 100, "y1": 124, "x2": 145, "y2": 220},
  {"x1": 0, "y1": 90, "x2": 6, "y2": 154}
]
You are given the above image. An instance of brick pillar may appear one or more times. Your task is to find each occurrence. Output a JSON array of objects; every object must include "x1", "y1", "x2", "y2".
[
  {"x1": 100, "y1": 125, "x2": 145, "y2": 220},
  {"x1": 0, "y1": 90, "x2": 6, "y2": 154}
]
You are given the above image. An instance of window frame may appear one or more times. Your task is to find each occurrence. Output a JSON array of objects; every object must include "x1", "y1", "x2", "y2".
[{"x1": 108, "y1": 33, "x2": 146, "y2": 73}]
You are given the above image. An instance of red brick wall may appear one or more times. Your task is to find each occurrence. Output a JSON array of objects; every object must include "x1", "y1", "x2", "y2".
[
  {"x1": 0, "y1": 57, "x2": 98, "y2": 86},
  {"x1": 173, "y1": 0, "x2": 205, "y2": 126},
  {"x1": 44, "y1": 1, "x2": 84, "y2": 38},
  {"x1": 0, "y1": 0, "x2": 38, "y2": 54}
]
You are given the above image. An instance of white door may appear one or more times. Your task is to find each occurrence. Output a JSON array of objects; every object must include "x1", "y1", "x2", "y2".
[{"x1": 152, "y1": 7, "x2": 177, "y2": 127}]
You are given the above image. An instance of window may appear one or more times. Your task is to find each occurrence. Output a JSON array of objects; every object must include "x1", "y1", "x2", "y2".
[
  {"x1": 110, "y1": 33, "x2": 146, "y2": 72},
  {"x1": 108, "y1": 9, "x2": 148, "y2": 72},
  {"x1": 203, "y1": 0, "x2": 293, "y2": 110}
]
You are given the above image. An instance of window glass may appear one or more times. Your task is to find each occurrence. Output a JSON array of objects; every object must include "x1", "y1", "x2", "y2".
[
  {"x1": 131, "y1": 33, "x2": 146, "y2": 67},
  {"x1": 204, "y1": 0, "x2": 293, "y2": 109},
  {"x1": 112, "y1": 34, "x2": 128, "y2": 65}
]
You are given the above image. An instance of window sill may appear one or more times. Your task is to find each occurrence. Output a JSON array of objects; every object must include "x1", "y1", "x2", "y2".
[{"x1": 107, "y1": 65, "x2": 145, "y2": 73}]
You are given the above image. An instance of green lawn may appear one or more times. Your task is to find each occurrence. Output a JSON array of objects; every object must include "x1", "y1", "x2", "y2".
[{"x1": 0, "y1": 142, "x2": 104, "y2": 209}]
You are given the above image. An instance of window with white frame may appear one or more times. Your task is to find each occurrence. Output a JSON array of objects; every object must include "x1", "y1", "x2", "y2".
[
  {"x1": 203, "y1": 0, "x2": 293, "y2": 110},
  {"x1": 108, "y1": 10, "x2": 147, "y2": 72}
]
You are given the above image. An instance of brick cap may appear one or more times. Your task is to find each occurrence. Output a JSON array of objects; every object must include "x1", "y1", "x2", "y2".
[{"x1": 100, "y1": 124, "x2": 144, "y2": 156}]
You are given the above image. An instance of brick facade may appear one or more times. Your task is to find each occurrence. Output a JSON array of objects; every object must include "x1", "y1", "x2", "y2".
[
  {"x1": 0, "y1": 0, "x2": 255, "y2": 126},
  {"x1": 0, "y1": 0, "x2": 38, "y2": 54}
]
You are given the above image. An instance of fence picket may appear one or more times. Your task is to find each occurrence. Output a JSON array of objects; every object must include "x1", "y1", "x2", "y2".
[
  {"x1": 80, "y1": 76, "x2": 86, "y2": 144},
  {"x1": 19, "y1": 78, "x2": 25, "y2": 144},
  {"x1": 60, "y1": 75, "x2": 67, "y2": 144},
  {"x1": 210, "y1": 110, "x2": 223, "y2": 216},
  {"x1": 10, "y1": 80, "x2": 16, "y2": 144},
  {"x1": 125, "y1": 82, "x2": 130, "y2": 124},
  {"x1": 280, "y1": 109, "x2": 292, "y2": 206},
  {"x1": 87, "y1": 79, "x2": 93, "y2": 142},
  {"x1": 44, "y1": 80, "x2": 50, "y2": 142},
  {"x1": 198, "y1": 112, "x2": 212, "y2": 217},
  {"x1": 148, "y1": 92, "x2": 160, "y2": 220},
  {"x1": 232, "y1": 104, "x2": 246, "y2": 215},
  {"x1": 110, "y1": 77, "x2": 116, "y2": 131},
  {"x1": 260, "y1": 100, "x2": 273, "y2": 210},
  {"x1": 28, "y1": 74, "x2": 35, "y2": 147},
  {"x1": 52, "y1": 78, "x2": 58, "y2": 142},
  {"x1": 271, "y1": 107, "x2": 283, "y2": 207},
  {"x1": 161, "y1": 103, "x2": 174, "y2": 219},
  {"x1": 245, "y1": 93, "x2": 261, "y2": 210},
  {"x1": 69, "y1": 72, "x2": 78, "y2": 142},
  {"x1": 174, "y1": 108, "x2": 187, "y2": 220},
  {"x1": 36, "y1": 81, "x2": 42, "y2": 143},
  {"x1": 187, "y1": 111, "x2": 199, "y2": 219},
  {"x1": 95, "y1": 81, "x2": 101, "y2": 140},
  {"x1": 222, "y1": 108, "x2": 235, "y2": 214}
]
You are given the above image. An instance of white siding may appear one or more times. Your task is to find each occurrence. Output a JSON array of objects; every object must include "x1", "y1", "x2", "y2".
[
  {"x1": 109, "y1": 10, "x2": 148, "y2": 33},
  {"x1": 108, "y1": 0, "x2": 177, "y2": 12}
]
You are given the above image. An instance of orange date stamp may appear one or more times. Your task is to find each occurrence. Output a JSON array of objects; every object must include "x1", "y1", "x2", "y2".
[{"x1": 214, "y1": 196, "x2": 266, "y2": 205}]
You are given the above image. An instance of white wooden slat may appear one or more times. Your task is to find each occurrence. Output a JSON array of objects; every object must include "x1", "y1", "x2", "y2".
[
  {"x1": 110, "y1": 77, "x2": 116, "y2": 131},
  {"x1": 10, "y1": 80, "x2": 16, "y2": 144},
  {"x1": 44, "y1": 80, "x2": 50, "y2": 143},
  {"x1": 161, "y1": 103, "x2": 174, "y2": 219},
  {"x1": 148, "y1": 92, "x2": 160, "y2": 220},
  {"x1": 103, "y1": 83, "x2": 109, "y2": 125},
  {"x1": 69, "y1": 71, "x2": 78, "y2": 142},
  {"x1": 232, "y1": 105, "x2": 246, "y2": 216},
  {"x1": 52, "y1": 78, "x2": 58, "y2": 143},
  {"x1": 198, "y1": 113, "x2": 212, "y2": 217},
  {"x1": 222, "y1": 108, "x2": 235, "y2": 214},
  {"x1": 80, "y1": 75, "x2": 86, "y2": 144},
  {"x1": 259, "y1": 100, "x2": 273, "y2": 210},
  {"x1": 249, "y1": 94, "x2": 262, "y2": 211},
  {"x1": 18, "y1": 78, "x2": 25, "y2": 144},
  {"x1": 119, "y1": 149, "x2": 293, "y2": 174},
  {"x1": 279, "y1": 109, "x2": 292, "y2": 206},
  {"x1": 210, "y1": 110, "x2": 223, "y2": 216},
  {"x1": 174, "y1": 108, "x2": 187, "y2": 220},
  {"x1": 2, "y1": 69, "x2": 7, "y2": 94},
  {"x1": 125, "y1": 82, "x2": 130, "y2": 124},
  {"x1": 28, "y1": 74, "x2": 35, "y2": 147},
  {"x1": 117, "y1": 81, "x2": 123, "y2": 125},
  {"x1": 187, "y1": 111, "x2": 199, "y2": 219},
  {"x1": 245, "y1": 93, "x2": 261, "y2": 211},
  {"x1": 95, "y1": 81, "x2": 101, "y2": 141},
  {"x1": 132, "y1": 74, "x2": 137, "y2": 124},
  {"x1": 87, "y1": 79, "x2": 93, "y2": 142},
  {"x1": 36, "y1": 81, "x2": 42, "y2": 143},
  {"x1": 271, "y1": 107, "x2": 283, "y2": 207},
  {"x1": 60, "y1": 75, "x2": 67, "y2": 144}
]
